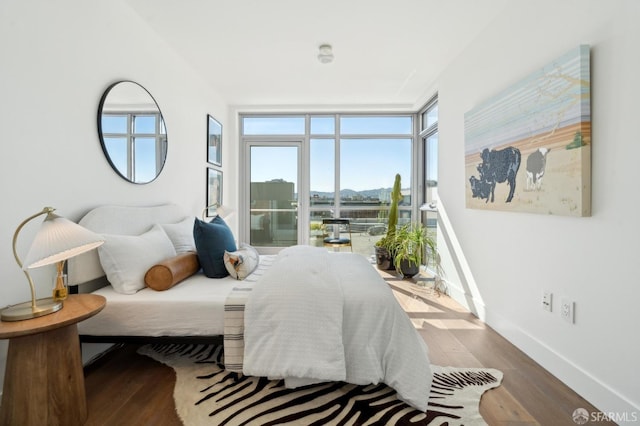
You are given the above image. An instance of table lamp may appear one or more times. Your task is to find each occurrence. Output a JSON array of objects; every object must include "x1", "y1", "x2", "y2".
[{"x1": 1, "y1": 207, "x2": 105, "y2": 322}]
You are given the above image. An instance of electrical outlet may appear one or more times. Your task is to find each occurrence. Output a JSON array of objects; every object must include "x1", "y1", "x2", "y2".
[
  {"x1": 560, "y1": 299, "x2": 574, "y2": 323},
  {"x1": 542, "y1": 291, "x2": 552, "y2": 312}
]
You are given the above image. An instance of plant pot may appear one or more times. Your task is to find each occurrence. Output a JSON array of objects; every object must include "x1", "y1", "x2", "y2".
[
  {"x1": 398, "y1": 259, "x2": 420, "y2": 278},
  {"x1": 374, "y1": 246, "x2": 395, "y2": 270}
]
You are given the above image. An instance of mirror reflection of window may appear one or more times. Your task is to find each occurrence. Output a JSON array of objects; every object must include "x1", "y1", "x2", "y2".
[
  {"x1": 103, "y1": 137, "x2": 128, "y2": 177},
  {"x1": 134, "y1": 137, "x2": 157, "y2": 183},
  {"x1": 97, "y1": 81, "x2": 167, "y2": 184}
]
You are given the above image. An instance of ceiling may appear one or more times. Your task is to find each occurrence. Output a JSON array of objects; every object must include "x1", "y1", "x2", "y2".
[{"x1": 125, "y1": 0, "x2": 508, "y2": 110}]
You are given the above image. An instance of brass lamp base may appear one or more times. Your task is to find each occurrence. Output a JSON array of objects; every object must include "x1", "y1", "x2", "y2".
[{"x1": 0, "y1": 298, "x2": 63, "y2": 322}]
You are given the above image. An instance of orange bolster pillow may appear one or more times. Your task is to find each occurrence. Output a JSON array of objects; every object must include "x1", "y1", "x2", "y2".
[{"x1": 144, "y1": 252, "x2": 200, "y2": 291}]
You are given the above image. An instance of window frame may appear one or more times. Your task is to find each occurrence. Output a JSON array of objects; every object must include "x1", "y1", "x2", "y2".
[
  {"x1": 417, "y1": 95, "x2": 439, "y2": 241},
  {"x1": 239, "y1": 113, "x2": 417, "y2": 250}
]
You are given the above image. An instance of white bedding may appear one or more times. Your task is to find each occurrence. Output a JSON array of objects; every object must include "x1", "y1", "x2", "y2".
[
  {"x1": 77, "y1": 272, "x2": 237, "y2": 337},
  {"x1": 244, "y1": 246, "x2": 346, "y2": 382},
  {"x1": 243, "y1": 245, "x2": 432, "y2": 412}
]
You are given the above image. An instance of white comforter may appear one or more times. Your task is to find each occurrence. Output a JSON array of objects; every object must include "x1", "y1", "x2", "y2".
[{"x1": 243, "y1": 245, "x2": 432, "y2": 411}]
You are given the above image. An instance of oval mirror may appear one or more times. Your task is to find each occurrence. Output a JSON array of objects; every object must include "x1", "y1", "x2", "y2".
[{"x1": 97, "y1": 81, "x2": 167, "y2": 184}]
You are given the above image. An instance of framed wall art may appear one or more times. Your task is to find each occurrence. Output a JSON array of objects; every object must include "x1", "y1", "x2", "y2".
[
  {"x1": 464, "y1": 45, "x2": 591, "y2": 217},
  {"x1": 207, "y1": 114, "x2": 222, "y2": 166},
  {"x1": 206, "y1": 168, "x2": 223, "y2": 217}
]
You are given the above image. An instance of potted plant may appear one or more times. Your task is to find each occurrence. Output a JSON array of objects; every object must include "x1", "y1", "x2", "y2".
[
  {"x1": 391, "y1": 222, "x2": 438, "y2": 278},
  {"x1": 374, "y1": 173, "x2": 402, "y2": 270}
]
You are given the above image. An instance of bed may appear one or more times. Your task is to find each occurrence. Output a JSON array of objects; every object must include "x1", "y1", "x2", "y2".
[
  {"x1": 68, "y1": 204, "x2": 234, "y2": 341},
  {"x1": 68, "y1": 203, "x2": 432, "y2": 410}
]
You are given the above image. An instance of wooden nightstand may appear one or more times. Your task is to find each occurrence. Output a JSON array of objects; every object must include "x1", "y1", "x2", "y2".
[{"x1": 0, "y1": 294, "x2": 106, "y2": 426}]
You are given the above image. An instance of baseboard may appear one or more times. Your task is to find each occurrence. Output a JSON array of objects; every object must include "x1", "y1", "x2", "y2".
[
  {"x1": 445, "y1": 283, "x2": 639, "y2": 422},
  {"x1": 445, "y1": 280, "x2": 487, "y2": 321}
]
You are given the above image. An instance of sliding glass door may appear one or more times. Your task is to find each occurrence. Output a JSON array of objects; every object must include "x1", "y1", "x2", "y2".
[{"x1": 245, "y1": 142, "x2": 303, "y2": 252}]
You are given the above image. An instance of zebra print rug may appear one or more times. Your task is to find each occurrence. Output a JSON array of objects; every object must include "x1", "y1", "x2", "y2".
[{"x1": 139, "y1": 344, "x2": 502, "y2": 426}]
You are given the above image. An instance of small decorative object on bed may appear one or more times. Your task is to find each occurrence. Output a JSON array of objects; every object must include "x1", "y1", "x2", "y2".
[
  {"x1": 144, "y1": 252, "x2": 200, "y2": 291},
  {"x1": 223, "y1": 243, "x2": 260, "y2": 280}
]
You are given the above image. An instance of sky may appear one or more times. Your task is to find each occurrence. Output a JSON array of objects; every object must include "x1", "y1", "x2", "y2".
[
  {"x1": 250, "y1": 139, "x2": 411, "y2": 192},
  {"x1": 247, "y1": 115, "x2": 414, "y2": 192},
  {"x1": 464, "y1": 45, "x2": 589, "y2": 155}
]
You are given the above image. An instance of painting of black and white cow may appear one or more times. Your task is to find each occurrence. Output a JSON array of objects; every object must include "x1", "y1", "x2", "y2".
[
  {"x1": 526, "y1": 148, "x2": 550, "y2": 191},
  {"x1": 469, "y1": 146, "x2": 521, "y2": 203}
]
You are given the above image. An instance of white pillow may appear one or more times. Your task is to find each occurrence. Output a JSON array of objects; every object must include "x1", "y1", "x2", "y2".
[
  {"x1": 98, "y1": 224, "x2": 177, "y2": 294},
  {"x1": 161, "y1": 216, "x2": 196, "y2": 253},
  {"x1": 223, "y1": 243, "x2": 259, "y2": 280}
]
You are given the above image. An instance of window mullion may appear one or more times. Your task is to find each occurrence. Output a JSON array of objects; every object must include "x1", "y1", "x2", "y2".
[{"x1": 334, "y1": 114, "x2": 341, "y2": 217}]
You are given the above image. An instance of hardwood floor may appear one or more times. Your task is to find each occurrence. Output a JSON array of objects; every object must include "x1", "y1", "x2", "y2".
[
  {"x1": 384, "y1": 273, "x2": 615, "y2": 426},
  {"x1": 83, "y1": 272, "x2": 615, "y2": 426}
]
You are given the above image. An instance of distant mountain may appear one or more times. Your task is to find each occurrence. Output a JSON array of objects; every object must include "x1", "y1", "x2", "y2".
[
  {"x1": 310, "y1": 187, "x2": 410, "y2": 201},
  {"x1": 311, "y1": 188, "x2": 383, "y2": 198}
]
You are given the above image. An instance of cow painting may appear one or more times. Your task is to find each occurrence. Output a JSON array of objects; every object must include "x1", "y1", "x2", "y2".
[
  {"x1": 469, "y1": 146, "x2": 521, "y2": 203},
  {"x1": 526, "y1": 148, "x2": 550, "y2": 191}
]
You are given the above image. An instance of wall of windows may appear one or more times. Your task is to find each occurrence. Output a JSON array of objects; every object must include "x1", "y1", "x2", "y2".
[
  {"x1": 420, "y1": 97, "x2": 438, "y2": 209},
  {"x1": 240, "y1": 114, "x2": 416, "y2": 257},
  {"x1": 418, "y1": 96, "x2": 439, "y2": 268}
]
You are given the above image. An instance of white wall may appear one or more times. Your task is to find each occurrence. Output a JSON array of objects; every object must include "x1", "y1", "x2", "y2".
[
  {"x1": 434, "y1": 0, "x2": 639, "y2": 419},
  {"x1": 0, "y1": 0, "x2": 232, "y2": 394}
]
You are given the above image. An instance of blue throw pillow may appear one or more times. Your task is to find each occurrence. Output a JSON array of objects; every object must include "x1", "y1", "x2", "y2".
[{"x1": 193, "y1": 216, "x2": 237, "y2": 278}]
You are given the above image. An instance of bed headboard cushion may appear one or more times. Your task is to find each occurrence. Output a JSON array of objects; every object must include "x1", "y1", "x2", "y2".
[
  {"x1": 68, "y1": 204, "x2": 186, "y2": 286},
  {"x1": 144, "y1": 252, "x2": 200, "y2": 291},
  {"x1": 193, "y1": 216, "x2": 237, "y2": 278},
  {"x1": 97, "y1": 224, "x2": 177, "y2": 294}
]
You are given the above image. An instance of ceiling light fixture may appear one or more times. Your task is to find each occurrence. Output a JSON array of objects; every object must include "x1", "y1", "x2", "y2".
[{"x1": 317, "y1": 44, "x2": 334, "y2": 64}]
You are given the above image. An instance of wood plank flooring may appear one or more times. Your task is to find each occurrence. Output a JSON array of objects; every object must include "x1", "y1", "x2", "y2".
[{"x1": 83, "y1": 272, "x2": 615, "y2": 426}]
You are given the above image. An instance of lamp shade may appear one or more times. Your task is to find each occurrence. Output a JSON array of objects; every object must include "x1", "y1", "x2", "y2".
[{"x1": 21, "y1": 212, "x2": 104, "y2": 269}]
